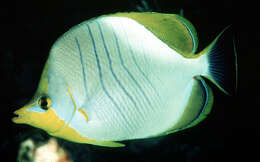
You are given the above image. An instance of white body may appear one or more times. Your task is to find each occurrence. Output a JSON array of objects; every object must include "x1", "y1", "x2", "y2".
[{"x1": 48, "y1": 17, "x2": 209, "y2": 141}]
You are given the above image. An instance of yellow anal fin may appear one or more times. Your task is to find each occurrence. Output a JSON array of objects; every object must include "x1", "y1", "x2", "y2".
[
  {"x1": 78, "y1": 108, "x2": 88, "y2": 122},
  {"x1": 158, "y1": 76, "x2": 213, "y2": 136}
]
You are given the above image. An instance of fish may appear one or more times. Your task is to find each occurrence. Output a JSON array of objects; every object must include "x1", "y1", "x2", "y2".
[{"x1": 12, "y1": 12, "x2": 237, "y2": 147}]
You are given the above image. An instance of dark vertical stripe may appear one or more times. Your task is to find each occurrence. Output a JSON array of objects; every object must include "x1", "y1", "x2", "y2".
[
  {"x1": 86, "y1": 23, "x2": 132, "y2": 129},
  {"x1": 111, "y1": 29, "x2": 154, "y2": 111},
  {"x1": 97, "y1": 22, "x2": 144, "y2": 121},
  {"x1": 75, "y1": 37, "x2": 88, "y2": 98}
]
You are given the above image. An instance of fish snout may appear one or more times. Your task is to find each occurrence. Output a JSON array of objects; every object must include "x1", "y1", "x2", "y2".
[{"x1": 12, "y1": 104, "x2": 35, "y2": 124}]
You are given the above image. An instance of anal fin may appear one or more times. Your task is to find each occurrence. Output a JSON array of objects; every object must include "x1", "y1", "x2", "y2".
[{"x1": 163, "y1": 76, "x2": 214, "y2": 135}]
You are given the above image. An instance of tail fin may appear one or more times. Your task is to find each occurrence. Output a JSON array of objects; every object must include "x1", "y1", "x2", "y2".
[{"x1": 200, "y1": 26, "x2": 238, "y2": 95}]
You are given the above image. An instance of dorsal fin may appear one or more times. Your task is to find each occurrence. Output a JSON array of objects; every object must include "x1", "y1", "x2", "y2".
[{"x1": 109, "y1": 12, "x2": 198, "y2": 57}]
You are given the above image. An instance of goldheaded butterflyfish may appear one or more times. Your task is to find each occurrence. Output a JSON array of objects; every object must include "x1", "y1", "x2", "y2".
[{"x1": 12, "y1": 12, "x2": 237, "y2": 147}]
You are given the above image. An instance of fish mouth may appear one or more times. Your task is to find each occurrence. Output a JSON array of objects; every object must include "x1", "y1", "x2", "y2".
[
  {"x1": 13, "y1": 111, "x2": 20, "y2": 118},
  {"x1": 13, "y1": 111, "x2": 21, "y2": 118},
  {"x1": 12, "y1": 110, "x2": 23, "y2": 123},
  {"x1": 12, "y1": 104, "x2": 35, "y2": 124},
  {"x1": 12, "y1": 103, "x2": 35, "y2": 124}
]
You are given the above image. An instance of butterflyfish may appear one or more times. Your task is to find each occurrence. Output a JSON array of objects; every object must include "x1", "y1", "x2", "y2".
[{"x1": 12, "y1": 12, "x2": 237, "y2": 147}]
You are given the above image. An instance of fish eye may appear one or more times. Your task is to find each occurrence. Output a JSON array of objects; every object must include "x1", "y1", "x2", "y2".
[{"x1": 38, "y1": 96, "x2": 52, "y2": 110}]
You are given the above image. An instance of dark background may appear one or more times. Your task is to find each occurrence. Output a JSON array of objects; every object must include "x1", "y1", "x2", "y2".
[{"x1": 1, "y1": 0, "x2": 258, "y2": 161}]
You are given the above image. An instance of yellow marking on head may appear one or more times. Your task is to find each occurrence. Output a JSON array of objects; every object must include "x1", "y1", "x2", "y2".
[
  {"x1": 12, "y1": 97, "x2": 124, "y2": 147},
  {"x1": 12, "y1": 58, "x2": 123, "y2": 147},
  {"x1": 78, "y1": 108, "x2": 88, "y2": 122},
  {"x1": 12, "y1": 104, "x2": 66, "y2": 133}
]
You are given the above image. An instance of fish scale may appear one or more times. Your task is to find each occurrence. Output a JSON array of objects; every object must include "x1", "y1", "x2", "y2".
[
  {"x1": 98, "y1": 22, "x2": 148, "y2": 127},
  {"x1": 101, "y1": 21, "x2": 164, "y2": 133},
  {"x1": 111, "y1": 20, "x2": 162, "y2": 107},
  {"x1": 87, "y1": 21, "x2": 142, "y2": 137},
  {"x1": 85, "y1": 17, "x2": 181, "y2": 139},
  {"x1": 93, "y1": 18, "x2": 178, "y2": 139},
  {"x1": 120, "y1": 22, "x2": 163, "y2": 110},
  {"x1": 110, "y1": 21, "x2": 159, "y2": 113}
]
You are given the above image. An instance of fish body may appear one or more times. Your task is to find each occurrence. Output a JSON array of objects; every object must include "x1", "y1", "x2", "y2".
[{"x1": 12, "y1": 12, "x2": 237, "y2": 147}]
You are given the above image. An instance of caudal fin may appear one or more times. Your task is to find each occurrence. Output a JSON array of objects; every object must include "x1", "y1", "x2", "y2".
[{"x1": 200, "y1": 26, "x2": 238, "y2": 95}]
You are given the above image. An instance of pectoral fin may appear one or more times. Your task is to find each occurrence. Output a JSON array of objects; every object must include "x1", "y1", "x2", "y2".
[{"x1": 78, "y1": 108, "x2": 89, "y2": 122}]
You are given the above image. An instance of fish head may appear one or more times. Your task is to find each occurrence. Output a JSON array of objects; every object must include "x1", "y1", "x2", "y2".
[
  {"x1": 12, "y1": 59, "x2": 75, "y2": 134},
  {"x1": 12, "y1": 95, "x2": 64, "y2": 133}
]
